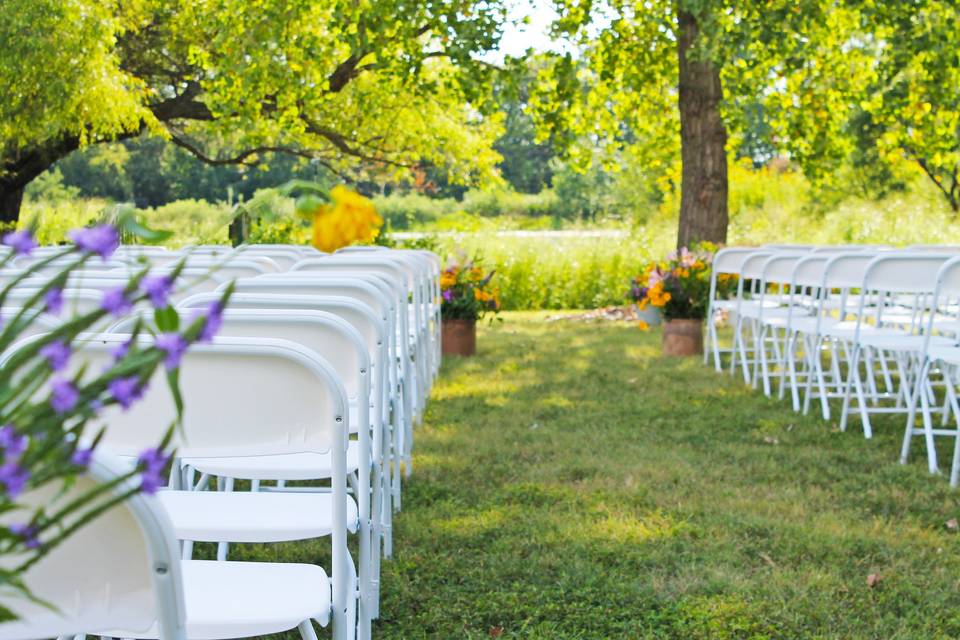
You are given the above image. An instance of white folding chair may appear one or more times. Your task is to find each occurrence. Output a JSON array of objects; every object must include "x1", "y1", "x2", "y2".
[
  {"x1": 838, "y1": 253, "x2": 955, "y2": 439},
  {"x1": 224, "y1": 275, "x2": 410, "y2": 510},
  {"x1": 0, "y1": 455, "x2": 185, "y2": 640},
  {"x1": 905, "y1": 255, "x2": 960, "y2": 483}
]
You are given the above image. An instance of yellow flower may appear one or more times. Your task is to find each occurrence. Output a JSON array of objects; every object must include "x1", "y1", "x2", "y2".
[
  {"x1": 312, "y1": 185, "x2": 383, "y2": 252},
  {"x1": 440, "y1": 271, "x2": 458, "y2": 289},
  {"x1": 637, "y1": 320, "x2": 650, "y2": 331}
]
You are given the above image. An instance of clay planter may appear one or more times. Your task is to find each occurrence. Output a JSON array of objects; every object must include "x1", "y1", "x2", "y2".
[
  {"x1": 442, "y1": 318, "x2": 477, "y2": 357},
  {"x1": 662, "y1": 318, "x2": 703, "y2": 357}
]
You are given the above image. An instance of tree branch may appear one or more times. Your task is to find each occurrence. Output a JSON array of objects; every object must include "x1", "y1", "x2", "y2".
[{"x1": 166, "y1": 133, "x2": 315, "y2": 166}]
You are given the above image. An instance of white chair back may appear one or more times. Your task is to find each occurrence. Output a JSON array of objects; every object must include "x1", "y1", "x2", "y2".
[
  {"x1": 0, "y1": 456, "x2": 185, "y2": 640},
  {"x1": 69, "y1": 336, "x2": 347, "y2": 459}
]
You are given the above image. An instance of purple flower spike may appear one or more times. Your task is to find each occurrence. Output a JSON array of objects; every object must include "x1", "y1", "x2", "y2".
[
  {"x1": 69, "y1": 224, "x2": 119, "y2": 260},
  {"x1": 0, "y1": 425, "x2": 26, "y2": 458},
  {"x1": 0, "y1": 462, "x2": 30, "y2": 498},
  {"x1": 141, "y1": 275, "x2": 174, "y2": 309},
  {"x1": 50, "y1": 378, "x2": 79, "y2": 414},
  {"x1": 108, "y1": 376, "x2": 145, "y2": 410},
  {"x1": 136, "y1": 447, "x2": 170, "y2": 495},
  {"x1": 155, "y1": 333, "x2": 188, "y2": 370},
  {"x1": 111, "y1": 338, "x2": 132, "y2": 361},
  {"x1": 442, "y1": 289, "x2": 454, "y2": 302},
  {"x1": 70, "y1": 447, "x2": 94, "y2": 468},
  {"x1": 101, "y1": 286, "x2": 132, "y2": 317},
  {"x1": 9, "y1": 524, "x2": 40, "y2": 549},
  {"x1": 39, "y1": 340, "x2": 70, "y2": 372},
  {"x1": 2, "y1": 230, "x2": 37, "y2": 257},
  {"x1": 44, "y1": 287, "x2": 64, "y2": 315},
  {"x1": 197, "y1": 301, "x2": 224, "y2": 343}
]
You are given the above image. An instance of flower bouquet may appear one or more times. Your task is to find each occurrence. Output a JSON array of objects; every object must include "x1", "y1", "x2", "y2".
[
  {"x1": 439, "y1": 254, "x2": 500, "y2": 356},
  {"x1": 630, "y1": 245, "x2": 715, "y2": 356}
]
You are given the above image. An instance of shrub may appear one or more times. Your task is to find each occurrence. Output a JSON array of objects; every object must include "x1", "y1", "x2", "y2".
[
  {"x1": 143, "y1": 199, "x2": 234, "y2": 247},
  {"x1": 20, "y1": 198, "x2": 105, "y2": 244}
]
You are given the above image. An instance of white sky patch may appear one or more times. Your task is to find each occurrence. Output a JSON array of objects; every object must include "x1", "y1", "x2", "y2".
[{"x1": 490, "y1": 0, "x2": 563, "y2": 61}]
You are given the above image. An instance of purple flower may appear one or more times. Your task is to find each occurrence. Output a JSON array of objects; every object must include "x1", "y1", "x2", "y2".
[
  {"x1": 141, "y1": 275, "x2": 174, "y2": 309},
  {"x1": 44, "y1": 287, "x2": 63, "y2": 315},
  {"x1": 9, "y1": 524, "x2": 40, "y2": 549},
  {"x1": 442, "y1": 290, "x2": 454, "y2": 302},
  {"x1": 111, "y1": 338, "x2": 132, "y2": 361},
  {"x1": 101, "y1": 286, "x2": 132, "y2": 317},
  {"x1": 189, "y1": 302, "x2": 224, "y2": 344},
  {"x1": 39, "y1": 340, "x2": 70, "y2": 372},
  {"x1": 155, "y1": 333, "x2": 188, "y2": 370},
  {"x1": 69, "y1": 224, "x2": 119, "y2": 260},
  {"x1": 50, "y1": 378, "x2": 79, "y2": 414},
  {"x1": 108, "y1": 376, "x2": 145, "y2": 410},
  {"x1": 0, "y1": 425, "x2": 26, "y2": 458},
  {"x1": 2, "y1": 230, "x2": 37, "y2": 257},
  {"x1": 70, "y1": 447, "x2": 93, "y2": 468},
  {"x1": 136, "y1": 447, "x2": 169, "y2": 495},
  {"x1": 0, "y1": 462, "x2": 30, "y2": 498}
]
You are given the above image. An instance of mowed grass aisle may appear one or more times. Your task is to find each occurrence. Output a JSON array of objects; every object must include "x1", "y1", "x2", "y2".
[{"x1": 376, "y1": 313, "x2": 960, "y2": 639}]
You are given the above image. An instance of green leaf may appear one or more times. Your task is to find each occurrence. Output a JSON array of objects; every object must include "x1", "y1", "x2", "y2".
[
  {"x1": 154, "y1": 306, "x2": 180, "y2": 333},
  {"x1": 107, "y1": 203, "x2": 174, "y2": 244}
]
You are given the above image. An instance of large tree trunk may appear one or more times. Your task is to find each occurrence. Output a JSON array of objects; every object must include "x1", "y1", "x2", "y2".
[
  {"x1": 0, "y1": 186, "x2": 24, "y2": 225},
  {"x1": 1, "y1": 135, "x2": 83, "y2": 224},
  {"x1": 676, "y1": 8, "x2": 728, "y2": 250}
]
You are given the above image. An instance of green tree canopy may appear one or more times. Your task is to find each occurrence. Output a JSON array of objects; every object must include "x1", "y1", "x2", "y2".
[
  {"x1": 531, "y1": 0, "x2": 960, "y2": 247},
  {"x1": 0, "y1": 0, "x2": 510, "y2": 220}
]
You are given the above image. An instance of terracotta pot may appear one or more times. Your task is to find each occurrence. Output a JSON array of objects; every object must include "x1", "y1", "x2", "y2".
[
  {"x1": 442, "y1": 318, "x2": 477, "y2": 357},
  {"x1": 662, "y1": 318, "x2": 703, "y2": 357}
]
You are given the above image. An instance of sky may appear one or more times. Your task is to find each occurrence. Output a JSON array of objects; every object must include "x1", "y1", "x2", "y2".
[{"x1": 496, "y1": 0, "x2": 562, "y2": 59}]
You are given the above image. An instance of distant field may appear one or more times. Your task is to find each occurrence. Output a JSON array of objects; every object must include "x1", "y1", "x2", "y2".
[{"x1": 407, "y1": 231, "x2": 661, "y2": 310}]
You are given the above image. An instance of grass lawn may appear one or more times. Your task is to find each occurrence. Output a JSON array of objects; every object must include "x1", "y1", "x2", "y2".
[
  {"x1": 378, "y1": 313, "x2": 960, "y2": 639},
  {"x1": 231, "y1": 312, "x2": 960, "y2": 638}
]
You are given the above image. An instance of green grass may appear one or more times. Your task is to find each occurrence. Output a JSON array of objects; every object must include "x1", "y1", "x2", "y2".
[{"x1": 224, "y1": 313, "x2": 960, "y2": 638}]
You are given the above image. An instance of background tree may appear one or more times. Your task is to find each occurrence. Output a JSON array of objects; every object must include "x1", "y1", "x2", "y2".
[
  {"x1": 0, "y1": 0, "x2": 509, "y2": 222},
  {"x1": 534, "y1": 0, "x2": 960, "y2": 247}
]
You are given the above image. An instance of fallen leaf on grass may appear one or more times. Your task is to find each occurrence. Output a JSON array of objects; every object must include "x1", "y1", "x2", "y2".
[
  {"x1": 946, "y1": 518, "x2": 958, "y2": 532},
  {"x1": 866, "y1": 573, "x2": 882, "y2": 588},
  {"x1": 759, "y1": 552, "x2": 776, "y2": 567},
  {"x1": 763, "y1": 436, "x2": 779, "y2": 445},
  {"x1": 489, "y1": 626, "x2": 504, "y2": 637}
]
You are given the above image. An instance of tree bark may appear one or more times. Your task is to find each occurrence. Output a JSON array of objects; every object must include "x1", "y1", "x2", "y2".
[
  {"x1": 676, "y1": 8, "x2": 728, "y2": 250},
  {"x1": 0, "y1": 186, "x2": 24, "y2": 225}
]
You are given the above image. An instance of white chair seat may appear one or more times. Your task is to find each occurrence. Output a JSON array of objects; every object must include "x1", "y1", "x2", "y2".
[
  {"x1": 158, "y1": 490, "x2": 358, "y2": 542},
  {"x1": 185, "y1": 440, "x2": 363, "y2": 480},
  {"x1": 785, "y1": 316, "x2": 837, "y2": 333},
  {"x1": 740, "y1": 305, "x2": 807, "y2": 320},
  {"x1": 759, "y1": 308, "x2": 817, "y2": 327},
  {"x1": 111, "y1": 560, "x2": 331, "y2": 638},
  {"x1": 859, "y1": 334, "x2": 955, "y2": 351},
  {"x1": 929, "y1": 345, "x2": 960, "y2": 366},
  {"x1": 821, "y1": 321, "x2": 905, "y2": 341}
]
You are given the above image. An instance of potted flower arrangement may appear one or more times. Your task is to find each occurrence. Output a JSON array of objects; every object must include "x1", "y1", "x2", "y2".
[
  {"x1": 439, "y1": 255, "x2": 500, "y2": 357},
  {"x1": 0, "y1": 211, "x2": 231, "y2": 616},
  {"x1": 630, "y1": 245, "x2": 714, "y2": 356}
]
